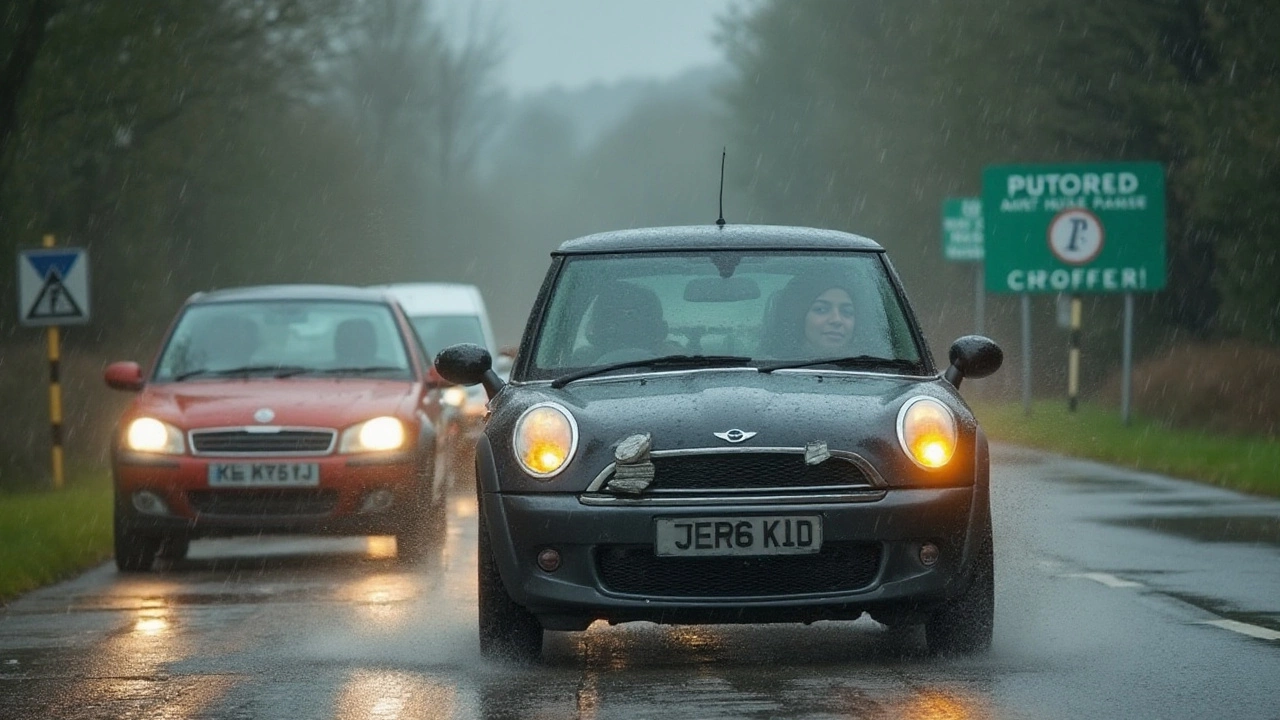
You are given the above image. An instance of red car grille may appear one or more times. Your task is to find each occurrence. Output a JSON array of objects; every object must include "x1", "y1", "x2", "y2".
[
  {"x1": 190, "y1": 430, "x2": 335, "y2": 455},
  {"x1": 187, "y1": 490, "x2": 338, "y2": 517}
]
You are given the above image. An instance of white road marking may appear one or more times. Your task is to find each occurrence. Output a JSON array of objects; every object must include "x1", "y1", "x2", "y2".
[
  {"x1": 1199, "y1": 620, "x2": 1280, "y2": 641},
  {"x1": 1062, "y1": 572, "x2": 1144, "y2": 588}
]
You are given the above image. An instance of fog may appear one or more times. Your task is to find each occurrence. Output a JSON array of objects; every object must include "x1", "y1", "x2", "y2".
[{"x1": 1, "y1": 0, "x2": 1278, "y2": 477}]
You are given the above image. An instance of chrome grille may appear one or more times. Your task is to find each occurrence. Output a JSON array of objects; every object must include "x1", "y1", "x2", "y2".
[
  {"x1": 647, "y1": 453, "x2": 872, "y2": 492},
  {"x1": 596, "y1": 542, "x2": 882, "y2": 597},
  {"x1": 190, "y1": 429, "x2": 335, "y2": 455}
]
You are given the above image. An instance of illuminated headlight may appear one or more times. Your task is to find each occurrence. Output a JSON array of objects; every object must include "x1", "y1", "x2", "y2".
[
  {"x1": 125, "y1": 418, "x2": 184, "y2": 454},
  {"x1": 896, "y1": 397, "x2": 958, "y2": 469},
  {"x1": 340, "y1": 416, "x2": 407, "y2": 453},
  {"x1": 442, "y1": 387, "x2": 468, "y2": 407},
  {"x1": 513, "y1": 402, "x2": 577, "y2": 479}
]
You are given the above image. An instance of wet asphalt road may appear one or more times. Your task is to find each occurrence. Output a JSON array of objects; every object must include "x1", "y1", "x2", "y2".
[{"x1": 2, "y1": 444, "x2": 1279, "y2": 720}]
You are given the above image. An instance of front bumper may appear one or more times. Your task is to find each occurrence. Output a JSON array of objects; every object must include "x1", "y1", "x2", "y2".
[
  {"x1": 114, "y1": 451, "x2": 422, "y2": 537},
  {"x1": 483, "y1": 486, "x2": 982, "y2": 630}
]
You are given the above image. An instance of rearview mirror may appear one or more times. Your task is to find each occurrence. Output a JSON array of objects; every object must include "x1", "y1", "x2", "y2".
[
  {"x1": 105, "y1": 361, "x2": 144, "y2": 391},
  {"x1": 684, "y1": 277, "x2": 760, "y2": 302},
  {"x1": 944, "y1": 336, "x2": 1003, "y2": 389},
  {"x1": 435, "y1": 343, "x2": 505, "y2": 398}
]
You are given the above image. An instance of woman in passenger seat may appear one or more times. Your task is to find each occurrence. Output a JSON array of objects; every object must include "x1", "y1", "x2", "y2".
[{"x1": 762, "y1": 272, "x2": 858, "y2": 359}]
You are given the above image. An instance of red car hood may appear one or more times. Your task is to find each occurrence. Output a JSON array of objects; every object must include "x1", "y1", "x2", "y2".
[{"x1": 132, "y1": 379, "x2": 420, "y2": 430}]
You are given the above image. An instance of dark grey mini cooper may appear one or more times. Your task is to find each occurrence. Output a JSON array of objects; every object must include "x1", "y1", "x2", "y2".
[{"x1": 435, "y1": 224, "x2": 1003, "y2": 661}]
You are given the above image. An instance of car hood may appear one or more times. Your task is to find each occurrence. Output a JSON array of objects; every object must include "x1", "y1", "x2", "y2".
[
  {"x1": 131, "y1": 379, "x2": 420, "y2": 429},
  {"x1": 487, "y1": 369, "x2": 977, "y2": 490}
]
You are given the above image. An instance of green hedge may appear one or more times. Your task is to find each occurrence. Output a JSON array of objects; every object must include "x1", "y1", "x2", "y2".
[
  {"x1": 0, "y1": 473, "x2": 113, "y2": 603},
  {"x1": 973, "y1": 399, "x2": 1280, "y2": 498}
]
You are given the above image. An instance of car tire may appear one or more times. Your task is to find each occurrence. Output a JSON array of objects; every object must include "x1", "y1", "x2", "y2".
[
  {"x1": 477, "y1": 501, "x2": 543, "y2": 663},
  {"x1": 113, "y1": 496, "x2": 160, "y2": 573},
  {"x1": 157, "y1": 535, "x2": 190, "y2": 562},
  {"x1": 924, "y1": 505, "x2": 994, "y2": 655}
]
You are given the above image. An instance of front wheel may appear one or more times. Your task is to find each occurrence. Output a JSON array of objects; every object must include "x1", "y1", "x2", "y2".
[
  {"x1": 924, "y1": 515, "x2": 994, "y2": 655},
  {"x1": 477, "y1": 503, "x2": 543, "y2": 662},
  {"x1": 114, "y1": 496, "x2": 160, "y2": 573}
]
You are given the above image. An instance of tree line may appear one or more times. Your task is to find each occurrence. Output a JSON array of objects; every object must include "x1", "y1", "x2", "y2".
[
  {"x1": 717, "y1": 0, "x2": 1280, "y2": 358},
  {"x1": 1, "y1": 1, "x2": 1277, "y2": 478}
]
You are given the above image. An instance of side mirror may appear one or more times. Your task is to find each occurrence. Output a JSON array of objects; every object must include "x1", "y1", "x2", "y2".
[
  {"x1": 435, "y1": 343, "x2": 505, "y2": 398},
  {"x1": 944, "y1": 335, "x2": 1003, "y2": 389},
  {"x1": 105, "y1": 361, "x2": 144, "y2": 392}
]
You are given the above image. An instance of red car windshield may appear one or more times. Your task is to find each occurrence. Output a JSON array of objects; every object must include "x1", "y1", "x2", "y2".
[{"x1": 153, "y1": 300, "x2": 414, "y2": 381}]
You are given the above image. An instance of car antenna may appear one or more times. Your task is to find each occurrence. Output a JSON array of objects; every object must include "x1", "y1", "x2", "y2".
[{"x1": 716, "y1": 147, "x2": 727, "y2": 227}]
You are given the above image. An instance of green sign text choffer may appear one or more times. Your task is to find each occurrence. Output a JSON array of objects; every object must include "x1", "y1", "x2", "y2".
[{"x1": 981, "y1": 162, "x2": 1166, "y2": 294}]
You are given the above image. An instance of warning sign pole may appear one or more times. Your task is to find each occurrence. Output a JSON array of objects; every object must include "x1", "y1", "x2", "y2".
[{"x1": 43, "y1": 234, "x2": 65, "y2": 489}]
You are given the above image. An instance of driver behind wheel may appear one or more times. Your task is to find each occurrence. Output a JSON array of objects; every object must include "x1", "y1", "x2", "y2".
[{"x1": 572, "y1": 281, "x2": 673, "y2": 365}]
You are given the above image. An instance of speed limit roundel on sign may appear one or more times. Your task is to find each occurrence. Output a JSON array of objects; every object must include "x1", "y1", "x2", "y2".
[{"x1": 1047, "y1": 208, "x2": 1105, "y2": 265}]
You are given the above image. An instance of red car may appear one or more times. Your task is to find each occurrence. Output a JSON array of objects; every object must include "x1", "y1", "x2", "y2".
[{"x1": 104, "y1": 285, "x2": 448, "y2": 571}]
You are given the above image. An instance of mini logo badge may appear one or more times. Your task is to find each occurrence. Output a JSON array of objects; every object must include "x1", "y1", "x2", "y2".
[
  {"x1": 253, "y1": 408, "x2": 275, "y2": 424},
  {"x1": 713, "y1": 429, "x2": 756, "y2": 444}
]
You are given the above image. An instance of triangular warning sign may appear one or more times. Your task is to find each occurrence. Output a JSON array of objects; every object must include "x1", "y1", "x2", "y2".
[{"x1": 26, "y1": 270, "x2": 84, "y2": 320}]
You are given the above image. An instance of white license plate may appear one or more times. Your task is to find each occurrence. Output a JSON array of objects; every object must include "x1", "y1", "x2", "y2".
[
  {"x1": 655, "y1": 516, "x2": 823, "y2": 557},
  {"x1": 207, "y1": 463, "x2": 320, "y2": 487}
]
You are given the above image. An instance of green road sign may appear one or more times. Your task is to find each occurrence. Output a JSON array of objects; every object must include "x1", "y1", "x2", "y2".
[
  {"x1": 942, "y1": 197, "x2": 984, "y2": 261},
  {"x1": 981, "y1": 162, "x2": 1166, "y2": 294}
]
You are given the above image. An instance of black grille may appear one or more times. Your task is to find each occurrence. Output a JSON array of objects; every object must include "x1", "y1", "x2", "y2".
[
  {"x1": 191, "y1": 430, "x2": 334, "y2": 454},
  {"x1": 596, "y1": 542, "x2": 881, "y2": 597},
  {"x1": 646, "y1": 454, "x2": 871, "y2": 492},
  {"x1": 187, "y1": 490, "x2": 338, "y2": 516}
]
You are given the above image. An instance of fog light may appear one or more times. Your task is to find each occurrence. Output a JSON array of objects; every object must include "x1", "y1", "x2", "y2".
[
  {"x1": 132, "y1": 490, "x2": 170, "y2": 516},
  {"x1": 919, "y1": 542, "x2": 940, "y2": 566},
  {"x1": 359, "y1": 489, "x2": 395, "y2": 514},
  {"x1": 536, "y1": 548, "x2": 561, "y2": 573}
]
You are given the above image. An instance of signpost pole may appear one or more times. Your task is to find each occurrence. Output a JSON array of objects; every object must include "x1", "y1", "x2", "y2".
[
  {"x1": 1068, "y1": 296, "x2": 1081, "y2": 412},
  {"x1": 1021, "y1": 294, "x2": 1032, "y2": 416},
  {"x1": 42, "y1": 234, "x2": 65, "y2": 490},
  {"x1": 975, "y1": 264, "x2": 985, "y2": 335},
  {"x1": 1121, "y1": 292, "x2": 1134, "y2": 425}
]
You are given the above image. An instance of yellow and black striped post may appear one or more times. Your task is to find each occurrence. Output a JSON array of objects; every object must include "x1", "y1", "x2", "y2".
[
  {"x1": 43, "y1": 233, "x2": 65, "y2": 489},
  {"x1": 1067, "y1": 296, "x2": 1082, "y2": 413}
]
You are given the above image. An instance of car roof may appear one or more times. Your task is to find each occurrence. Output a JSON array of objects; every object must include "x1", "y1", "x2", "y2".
[
  {"x1": 188, "y1": 284, "x2": 394, "y2": 304},
  {"x1": 369, "y1": 283, "x2": 485, "y2": 316},
  {"x1": 554, "y1": 224, "x2": 884, "y2": 255}
]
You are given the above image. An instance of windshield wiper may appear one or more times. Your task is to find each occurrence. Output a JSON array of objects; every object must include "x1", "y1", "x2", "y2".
[
  {"x1": 173, "y1": 365, "x2": 309, "y2": 381},
  {"x1": 551, "y1": 354, "x2": 753, "y2": 389},
  {"x1": 757, "y1": 354, "x2": 922, "y2": 374},
  {"x1": 310, "y1": 365, "x2": 407, "y2": 376}
]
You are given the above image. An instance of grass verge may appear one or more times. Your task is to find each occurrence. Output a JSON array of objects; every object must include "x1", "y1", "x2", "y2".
[
  {"x1": 973, "y1": 399, "x2": 1280, "y2": 498},
  {"x1": 0, "y1": 470, "x2": 113, "y2": 603}
]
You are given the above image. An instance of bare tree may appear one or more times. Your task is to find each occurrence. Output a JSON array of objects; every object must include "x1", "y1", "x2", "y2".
[{"x1": 340, "y1": 0, "x2": 503, "y2": 185}]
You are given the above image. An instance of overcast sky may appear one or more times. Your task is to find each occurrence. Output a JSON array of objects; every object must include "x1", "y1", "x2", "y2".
[{"x1": 439, "y1": 0, "x2": 738, "y2": 96}]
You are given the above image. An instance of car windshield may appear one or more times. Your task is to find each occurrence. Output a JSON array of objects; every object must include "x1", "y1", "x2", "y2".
[
  {"x1": 153, "y1": 300, "x2": 414, "y2": 381},
  {"x1": 409, "y1": 315, "x2": 487, "y2": 357},
  {"x1": 527, "y1": 251, "x2": 924, "y2": 380}
]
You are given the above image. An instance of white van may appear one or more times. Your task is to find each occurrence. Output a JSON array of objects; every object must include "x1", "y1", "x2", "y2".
[
  {"x1": 374, "y1": 283, "x2": 497, "y2": 359},
  {"x1": 373, "y1": 282, "x2": 502, "y2": 485}
]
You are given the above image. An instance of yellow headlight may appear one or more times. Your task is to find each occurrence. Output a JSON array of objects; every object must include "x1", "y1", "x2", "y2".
[
  {"x1": 340, "y1": 416, "x2": 406, "y2": 453},
  {"x1": 126, "y1": 418, "x2": 184, "y2": 454},
  {"x1": 514, "y1": 403, "x2": 576, "y2": 478},
  {"x1": 897, "y1": 397, "x2": 957, "y2": 469}
]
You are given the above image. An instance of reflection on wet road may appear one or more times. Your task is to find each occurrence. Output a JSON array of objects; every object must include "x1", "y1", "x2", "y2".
[{"x1": 2, "y1": 446, "x2": 1279, "y2": 719}]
